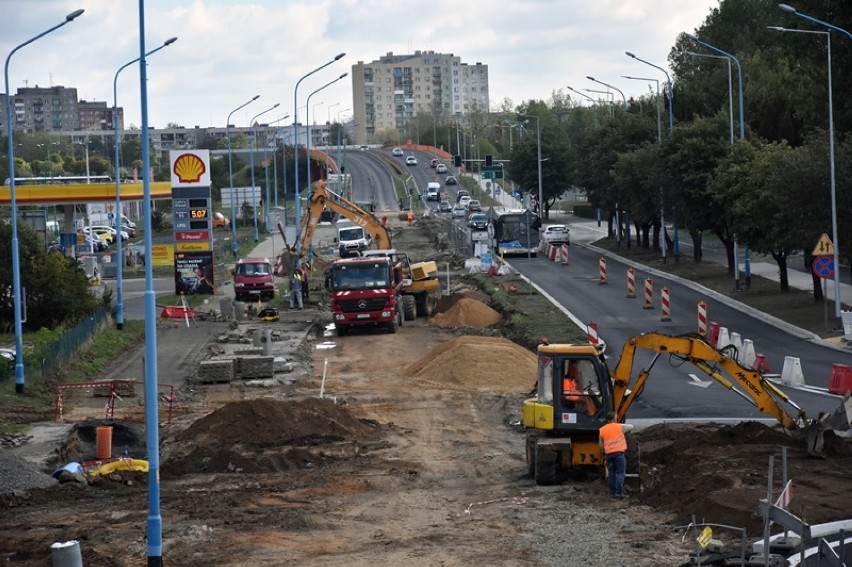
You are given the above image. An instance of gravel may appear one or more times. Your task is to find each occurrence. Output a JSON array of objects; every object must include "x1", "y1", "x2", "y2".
[{"x1": 0, "y1": 449, "x2": 57, "y2": 496}]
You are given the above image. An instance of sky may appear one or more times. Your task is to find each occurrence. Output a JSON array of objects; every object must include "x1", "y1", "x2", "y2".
[{"x1": 1, "y1": 0, "x2": 720, "y2": 130}]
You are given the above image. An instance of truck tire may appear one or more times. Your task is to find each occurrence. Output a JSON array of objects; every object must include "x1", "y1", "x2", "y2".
[
  {"x1": 402, "y1": 295, "x2": 416, "y2": 321},
  {"x1": 415, "y1": 294, "x2": 437, "y2": 318},
  {"x1": 534, "y1": 444, "x2": 558, "y2": 486},
  {"x1": 336, "y1": 325, "x2": 348, "y2": 337}
]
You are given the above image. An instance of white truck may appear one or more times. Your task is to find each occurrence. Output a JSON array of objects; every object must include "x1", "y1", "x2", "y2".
[{"x1": 336, "y1": 220, "x2": 372, "y2": 258}]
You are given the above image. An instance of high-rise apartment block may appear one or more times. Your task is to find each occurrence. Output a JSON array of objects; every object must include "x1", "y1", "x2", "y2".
[
  {"x1": 351, "y1": 51, "x2": 489, "y2": 144},
  {"x1": 0, "y1": 85, "x2": 121, "y2": 133}
]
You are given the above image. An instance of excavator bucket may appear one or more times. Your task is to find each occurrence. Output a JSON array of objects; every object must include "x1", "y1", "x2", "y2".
[{"x1": 806, "y1": 393, "x2": 852, "y2": 458}]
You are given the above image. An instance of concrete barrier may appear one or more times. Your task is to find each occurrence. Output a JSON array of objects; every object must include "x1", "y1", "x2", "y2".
[
  {"x1": 741, "y1": 339, "x2": 757, "y2": 369},
  {"x1": 781, "y1": 356, "x2": 805, "y2": 386},
  {"x1": 716, "y1": 327, "x2": 730, "y2": 350}
]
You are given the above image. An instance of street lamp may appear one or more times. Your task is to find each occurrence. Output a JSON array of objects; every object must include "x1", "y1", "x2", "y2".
[
  {"x1": 262, "y1": 114, "x2": 288, "y2": 230},
  {"x1": 566, "y1": 86, "x2": 598, "y2": 126},
  {"x1": 587, "y1": 76, "x2": 626, "y2": 113},
  {"x1": 516, "y1": 113, "x2": 542, "y2": 220},
  {"x1": 684, "y1": 32, "x2": 749, "y2": 287},
  {"x1": 336, "y1": 107, "x2": 350, "y2": 172},
  {"x1": 227, "y1": 94, "x2": 260, "y2": 257},
  {"x1": 249, "y1": 103, "x2": 279, "y2": 242},
  {"x1": 293, "y1": 52, "x2": 346, "y2": 230},
  {"x1": 112, "y1": 36, "x2": 177, "y2": 330},
  {"x1": 305, "y1": 72, "x2": 348, "y2": 225},
  {"x1": 774, "y1": 5, "x2": 849, "y2": 327},
  {"x1": 683, "y1": 52, "x2": 734, "y2": 145},
  {"x1": 4, "y1": 8, "x2": 84, "y2": 394},
  {"x1": 623, "y1": 74, "x2": 665, "y2": 262},
  {"x1": 327, "y1": 102, "x2": 340, "y2": 124},
  {"x1": 585, "y1": 88, "x2": 615, "y2": 117}
]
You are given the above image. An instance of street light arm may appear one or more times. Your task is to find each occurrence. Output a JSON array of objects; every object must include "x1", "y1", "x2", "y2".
[
  {"x1": 684, "y1": 33, "x2": 744, "y2": 140},
  {"x1": 626, "y1": 50, "x2": 674, "y2": 130},
  {"x1": 778, "y1": 4, "x2": 852, "y2": 40}
]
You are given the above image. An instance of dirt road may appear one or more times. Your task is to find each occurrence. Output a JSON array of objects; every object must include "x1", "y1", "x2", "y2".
[{"x1": 1, "y1": 217, "x2": 850, "y2": 566}]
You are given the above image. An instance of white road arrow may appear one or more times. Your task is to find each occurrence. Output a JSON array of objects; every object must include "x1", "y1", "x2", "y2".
[{"x1": 688, "y1": 374, "x2": 712, "y2": 388}]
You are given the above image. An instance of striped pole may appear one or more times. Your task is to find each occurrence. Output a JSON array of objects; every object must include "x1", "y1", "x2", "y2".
[
  {"x1": 561, "y1": 243, "x2": 569, "y2": 265},
  {"x1": 598, "y1": 257, "x2": 607, "y2": 285},
  {"x1": 642, "y1": 278, "x2": 654, "y2": 309},
  {"x1": 626, "y1": 268, "x2": 636, "y2": 298},
  {"x1": 660, "y1": 287, "x2": 671, "y2": 321},
  {"x1": 587, "y1": 322, "x2": 599, "y2": 346},
  {"x1": 697, "y1": 302, "x2": 708, "y2": 336}
]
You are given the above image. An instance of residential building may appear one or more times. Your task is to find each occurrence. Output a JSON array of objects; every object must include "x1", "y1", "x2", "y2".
[{"x1": 351, "y1": 50, "x2": 489, "y2": 145}]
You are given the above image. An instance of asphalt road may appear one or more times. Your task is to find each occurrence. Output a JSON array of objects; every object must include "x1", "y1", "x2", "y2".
[{"x1": 507, "y1": 220, "x2": 852, "y2": 423}]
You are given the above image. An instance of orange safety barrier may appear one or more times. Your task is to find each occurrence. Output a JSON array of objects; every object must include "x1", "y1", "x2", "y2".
[
  {"x1": 753, "y1": 353, "x2": 770, "y2": 374},
  {"x1": 160, "y1": 305, "x2": 195, "y2": 319},
  {"x1": 708, "y1": 321, "x2": 720, "y2": 347},
  {"x1": 829, "y1": 364, "x2": 852, "y2": 395},
  {"x1": 697, "y1": 302, "x2": 708, "y2": 336}
]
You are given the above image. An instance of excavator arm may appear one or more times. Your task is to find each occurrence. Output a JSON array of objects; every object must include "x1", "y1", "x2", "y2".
[{"x1": 610, "y1": 333, "x2": 809, "y2": 431}]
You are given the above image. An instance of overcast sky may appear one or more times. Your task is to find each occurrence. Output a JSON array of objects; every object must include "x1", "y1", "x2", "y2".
[{"x1": 1, "y1": 0, "x2": 720, "y2": 130}]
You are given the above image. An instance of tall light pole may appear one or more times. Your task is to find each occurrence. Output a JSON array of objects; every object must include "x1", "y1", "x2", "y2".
[
  {"x1": 227, "y1": 94, "x2": 260, "y2": 257},
  {"x1": 626, "y1": 50, "x2": 678, "y2": 261},
  {"x1": 685, "y1": 33, "x2": 749, "y2": 287},
  {"x1": 249, "y1": 103, "x2": 279, "y2": 242},
  {"x1": 305, "y1": 72, "x2": 347, "y2": 226},
  {"x1": 4, "y1": 8, "x2": 84, "y2": 394},
  {"x1": 585, "y1": 88, "x2": 615, "y2": 117},
  {"x1": 262, "y1": 114, "x2": 288, "y2": 230},
  {"x1": 112, "y1": 36, "x2": 176, "y2": 331},
  {"x1": 336, "y1": 107, "x2": 350, "y2": 174},
  {"x1": 622, "y1": 76, "x2": 661, "y2": 140},
  {"x1": 775, "y1": 4, "x2": 849, "y2": 327},
  {"x1": 293, "y1": 52, "x2": 346, "y2": 230},
  {"x1": 587, "y1": 76, "x2": 627, "y2": 113},
  {"x1": 327, "y1": 102, "x2": 340, "y2": 124},
  {"x1": 566, "y1": 85, "x2": 598, "y2": 126},
  {"x1": 517, "y1": 113, "x2": 542, "y2": 220},
  {"x1": 683, "y1": 52, "x2": 734, "y2": 145}
]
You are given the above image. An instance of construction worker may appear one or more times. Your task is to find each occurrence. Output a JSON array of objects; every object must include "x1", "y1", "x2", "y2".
[
  {"x1": 406, "y1": 210, "x2": 414, "y2": 225},
  {"x1": 563, "y1": 363, "x2": 582, "y2": 404},
  {"x1": 288, "y1": 270, "x2": 303, "y2": 310},
  {"x1": 599, "y1": 411, "x2": 634, "y2": 498}
]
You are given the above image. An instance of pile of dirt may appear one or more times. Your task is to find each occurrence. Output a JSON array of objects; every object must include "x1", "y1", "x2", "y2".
[
  {"x1": 161, "y1": 398, "x2": 381, "y2": 476},
  {"x1": 632, "y1": 422, "x2": 852, "y2": 535},
  {"x1": 429, "y1": 297, "x2": 502, "y2": 328},
  {"x1": 403, "y1": 335, "x2": 536, "y2": 393}
]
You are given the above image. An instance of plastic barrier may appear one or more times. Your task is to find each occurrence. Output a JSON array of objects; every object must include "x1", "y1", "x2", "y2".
[
  {"x1": 781, "y1": 356, "x2": 805, "y2": 387},
  {"x1": 753, "y1": 353, "x2": 770, "y2": 374},
  {"x1": 626, "y1": 268, "x2": 636, "y2": 298},
  {"x1": 828, "y1": 364, "x2": 852, "y2": 395},
  {"x1": 642, "y1": 278, "x2": 654, "y2": 310},
  {"x1": 697, "y1": 302, "x2": 708, "y2": 336},
  {"x1": 560, "y1": 244, "x2": 569, "y2": 265},
  {"x1": 741, "y1": 339, "x2": 757, "y2": 369},
  {"x1": 587, "y1": 322, "x2": 599, "y2": 346},
  {"x1": 548, "y1": 245, "x2": 558, "y2": 261},
  {"x1": 660, "y1": 287, "x2": 671, "y2": 322},
  {"x1": 716, "y1": 327, "x2": 730, "y2": 350},
  {"x1": 599, "y1": 257, "x2": 607, "y2": 285},
  {"x1": 708, "y1": 321, "x2": 720, "y2": 346}
]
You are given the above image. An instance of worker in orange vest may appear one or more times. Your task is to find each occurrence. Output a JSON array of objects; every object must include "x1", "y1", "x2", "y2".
[
  {"x1": 406, "y1": 210, "x2": 414, "y2": 225},
  {"x1": 563, "y1": 362, "x2": 597, "y2": 415},
  {"x1": 599, "y1": 411, "x2": 634, "y2": 498}
]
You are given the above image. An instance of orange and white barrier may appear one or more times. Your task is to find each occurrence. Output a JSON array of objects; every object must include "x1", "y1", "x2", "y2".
[
  {"x1": 829, "y1": 364, "x2": 852, "y2": 395},
  {"x1": 598, "y1": 258, "x2": 607, "y2": 284},
  {"x1": 753, "y1": 353, "x2": 770, "y2": 374},
  {"x1": 626, "y1": 268, "x2": 636, "y2": 298},
  {"x1": 660, "y1": 287, "x2": 671, "y2": 322},
  {"x1": 781, "y1": 356, "x2": 805, "y2": 386},
  {"x1": 697, "y1": 302, "x2": 708, "y2": 336},
  {"x1": 587, "y1": 322, "x2": 599, "y2": 346},
  {"x1": 549, "y1": 245, "x2": 558, "y2": 261},
  {"x1": 560, "y1": 244, "x2": 569, "y2": 265},
  {"x1": 642, "y1": 278, "x2": 654, "y2": 310}
]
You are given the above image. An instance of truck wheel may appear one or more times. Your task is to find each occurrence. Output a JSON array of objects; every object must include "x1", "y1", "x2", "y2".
[
  {"x1": 402, "y1": 295, "x2": 416, "y2": 321},
  {"x1": 387, "y1": 319, "x2": 398, "y2": 333},
  {"x1": 534, "y1": 444, "x2": 558, "y2": 486},
  {"x1": 336, "y1": 325, "x2": 348, "y2": 337}
]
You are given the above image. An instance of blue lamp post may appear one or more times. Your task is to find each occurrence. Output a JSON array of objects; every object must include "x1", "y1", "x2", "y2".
[
  {"x1": 112, "y1": 36, "x2": 176, "y2": 331},
  {"x1": 305, "y1": 73, "x2": 348, "y2": 215},
  {"x1": 248, "y1": 103, "x2": 279, "y2": 242},
  {"x1": 293, "y1": 53, "x2": 345, "y2": 230},
  {"x1": 226, "y1": 95, "x2": 260, "y2": 257},
  {"x1": 776, "y1": 3, "x2": 850, "y2": 327},
  {"x1": 4, "y1": 8, "x2": 84, "y2": 394},
  {"x1": 566, "y1": 86, "x2": 598, "y2": 126},
  {"x1": 587, "y1": 76, "x2": 627, "y2": 113},
  {"x1": 626, "y1": 50, "x2": 678, "y2": 261}
]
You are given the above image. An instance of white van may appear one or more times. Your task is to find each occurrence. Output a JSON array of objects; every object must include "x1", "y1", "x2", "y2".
[
  {"x1": 336, "y1": 221, "x2": 372, "y2": 258},
  {"x1": 89, "y1": 213, "x2": 136, "y2": 237},
  {"x1": 425, "y1": 182, "x2": 441, "y2": 201}
]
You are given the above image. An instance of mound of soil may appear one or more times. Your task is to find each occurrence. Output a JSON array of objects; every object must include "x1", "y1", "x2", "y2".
[
  {"x1": 632, "y1": 422, "x2": 852, "y2": 535},
  {"x1": 162, "y1": 398, "x2": 381, "y2": 476},
  {"x1": 403, "y1": 335, "x2": 536, "y2": 393},
  {"x1": 429, "y1": 297, "x2": 502, "y2": 328}
]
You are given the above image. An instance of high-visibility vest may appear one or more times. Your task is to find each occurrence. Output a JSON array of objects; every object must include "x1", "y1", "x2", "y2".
[
  {"x1": 600, "y1": 422, "x2": 627, "y2": 454},
  {"x1": 563, "y1": 377, "x2": 581, "y2": 401}
]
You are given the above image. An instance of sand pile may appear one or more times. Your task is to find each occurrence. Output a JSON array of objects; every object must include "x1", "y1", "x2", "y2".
[
  {"x1": 429, "y1": 297, "x2": 502, "y2": 328},
  {"x1": 403, "y1": 336, "x2": 536, "y2": 393}
]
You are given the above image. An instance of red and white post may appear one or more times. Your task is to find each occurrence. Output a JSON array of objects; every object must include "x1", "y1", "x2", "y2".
[
  {"x1": 598, "y1": 257, "x2": 607, "y2": 285},
  {"x1": 587, "y1": 322, "x2": 599, "y2": 346},
  {"x1": 643, "y1": 278, "x2": 654, "y2": 310},
  {"x1": 697, "y1": 302, "x2": 708, "y2": 336},
  {"x1": 560, "y1": 243, "x2": 569, "y2": 265},
  {"x1": 660, "y1": 287, "x2": 671, "y2": 322},
  {"x1": 626, "y1": 268, "x2": 636, "y2": 298}
]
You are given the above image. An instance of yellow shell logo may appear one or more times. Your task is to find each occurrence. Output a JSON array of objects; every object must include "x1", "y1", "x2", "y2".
[{"x1": 173, "y1": 153, "x2": 206, "y2": 183}]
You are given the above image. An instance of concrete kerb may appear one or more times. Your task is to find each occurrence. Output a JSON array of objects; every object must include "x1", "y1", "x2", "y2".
[{"x1": 585, "y1": 243, "x2": 828, "y2": 346}]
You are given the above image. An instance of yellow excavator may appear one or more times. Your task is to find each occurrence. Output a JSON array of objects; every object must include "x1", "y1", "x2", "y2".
[
  {"x1": 278, "y1": 180, "x2": 441, "y2": 319},
  {"x1": 523, "y1": 332, "x2": 852, "y2": 485}
]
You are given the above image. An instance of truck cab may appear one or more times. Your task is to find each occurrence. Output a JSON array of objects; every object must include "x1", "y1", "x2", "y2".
[
  {"x1": 327, "y1": 256, "x2": 403, "y2": 335},
  {"x1": 233, "y1": 257, "x2": 275, "y2": 302}
]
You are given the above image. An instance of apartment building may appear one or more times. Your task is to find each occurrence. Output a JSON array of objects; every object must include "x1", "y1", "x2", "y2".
[{"x1": 351, "y1": 50, "x2": 489, "y2": 145}]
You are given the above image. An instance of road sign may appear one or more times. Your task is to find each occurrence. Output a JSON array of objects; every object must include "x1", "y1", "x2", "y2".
[
  {"x1": 812, "y1": 255, "x2": 834, "y2": 279},
  {"x1": 812, "y1": 233, "x2": 834, "y2": 256},
  {"x1": 480, "y1": 171, "x2": 495, "y2": 180}
]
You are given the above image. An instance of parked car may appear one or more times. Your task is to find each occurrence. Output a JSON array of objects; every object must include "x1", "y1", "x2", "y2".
[
  {"x1": 82, "y1": 227, "x2": 113, "y2": 244},
  {"x1": 405, "y1": 155, "x2": 418, "y2": 166},
  {"x1": 541, "y1": 224, "x2": 570, "y2": 245},
  {"x1": 451, "y1": 204, "x2": 467, "y2": 218},
  {"x1": 468, "y1": 213, "x2": 488, "y2": 231},
  {"x1": 437, "y1": 200, "x2": 452, "y2": 213},
  {"x1": 444, "y1": 175, "x2": 458, "y2": 185},
  {"x1": 91, "y1": 225, "x2": 129, "y2": 241},
  {"x1": 466, "y1": 199, "x2": 482, "y2": 212},
  {"x1": 392, "y1": 147, "x2": 404, "y2": 156},
  {"x1": 436, "y1": 163, "x2": 448, "y2": 174}
]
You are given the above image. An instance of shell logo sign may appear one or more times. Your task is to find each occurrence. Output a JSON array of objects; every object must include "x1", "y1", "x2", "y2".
[{"x1": 170, "y1": 150, "x2": 211, "y2": 186}]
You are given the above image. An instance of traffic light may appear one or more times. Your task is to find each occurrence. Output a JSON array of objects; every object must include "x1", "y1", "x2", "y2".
[
  {"x1": 485, "y1": 154, "x2": 493, "y2": 167},
  {"x1": 453, "y1": 155, "x2": 462, "y2": 167}
]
